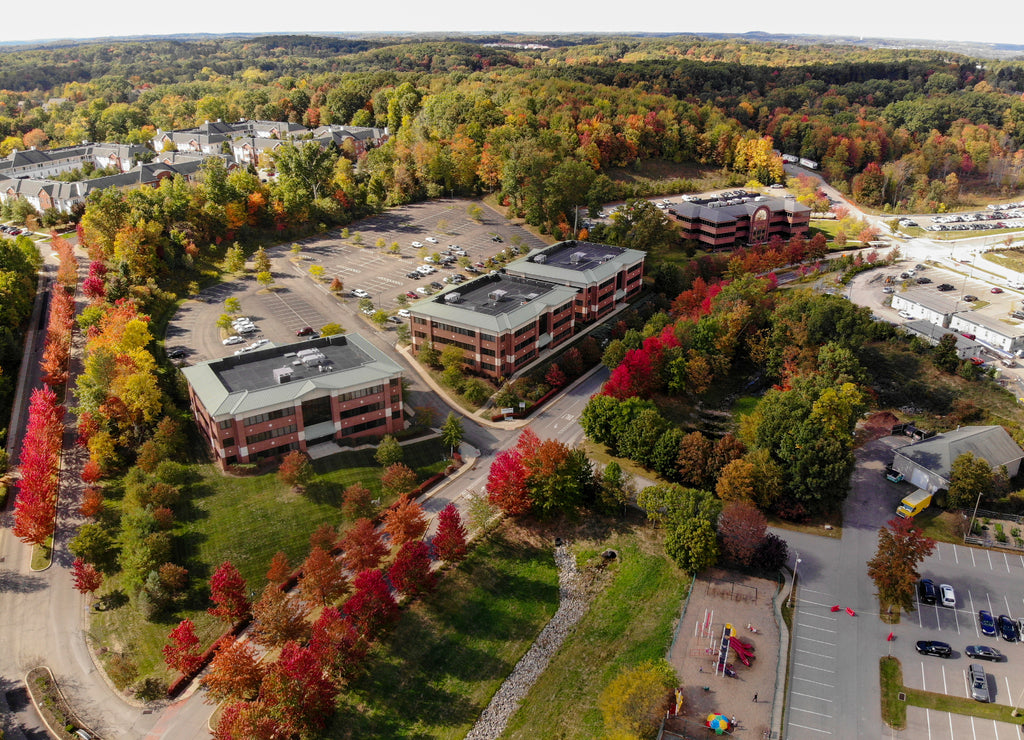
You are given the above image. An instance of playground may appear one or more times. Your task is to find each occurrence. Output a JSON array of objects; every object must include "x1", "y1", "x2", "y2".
[{"x1": 663, "y1": 569, "x2": 783, "y2": 738}]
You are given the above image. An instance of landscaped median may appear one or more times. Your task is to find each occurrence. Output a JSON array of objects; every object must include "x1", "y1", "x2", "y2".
[{"x1": 880, "y1": 657, "x2": 1024, "y2": 729}]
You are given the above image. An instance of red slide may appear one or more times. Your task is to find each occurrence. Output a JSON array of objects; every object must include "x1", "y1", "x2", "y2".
[{"x1": 729, "y1": 637, "x2": 754, "y2": 666}]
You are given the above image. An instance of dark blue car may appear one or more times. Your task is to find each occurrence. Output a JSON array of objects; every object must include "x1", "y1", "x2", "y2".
[
  {"x1": 979, "y1": 610, "x2": 997, "y2": 637},
  {"x1": 997, "y1": 614, "x2": 1019, "y2": 642}
]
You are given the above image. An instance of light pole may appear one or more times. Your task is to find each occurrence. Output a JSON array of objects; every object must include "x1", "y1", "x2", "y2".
[
  {"x1": 966, "y1": 487, "x2": 984, "y2": 543},
  {"x1": 789, "y1": 552, "x2": 802, "y2": 608}
]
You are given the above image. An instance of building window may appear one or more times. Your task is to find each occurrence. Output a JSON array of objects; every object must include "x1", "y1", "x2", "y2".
[
  {"x1": 218, "y1": 419, "x2": 233, "y2": 430},
  {"x1": 223, "y1": 438, "x2": 235, "y2": 448},
  {"x1": 246, "y1": 425, "x2": 297, "y2": 445},
  {"x1": 243, "y1": 408, "x2": 291, "y2": 427},
  {"x1": 301, "y1": 396, "x2": 333, "y2": 427},
  {"x1": 341, "y1": 417, "x2": 387, "y2": 436},
  {"x1": 339, "y1": 402, "x2": 383, "y2": 419},
  {"x1": 337, "y1": 385, "x2": 384, "y2": 403}
]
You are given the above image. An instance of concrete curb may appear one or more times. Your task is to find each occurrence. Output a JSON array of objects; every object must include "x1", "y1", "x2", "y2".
[{"x1": 770, "y1": 568, "x2": 795, "y2": 740}]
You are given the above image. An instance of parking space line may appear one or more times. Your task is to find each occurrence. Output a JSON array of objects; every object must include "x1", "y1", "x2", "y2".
[
  {"x1": 790, "y1": 706, "x2": 832, "y2": 718},
  {"x1": 795, "y1": 648, "x2": 835, "y2": 659},
  {"x1": 963, "y1": 668, "x2": 970, "y2": 698},
  {"x1": 971, "y1": 715, "x2": 978, "y2": 740},
  {"x1": 792, "y1": 691, "x2": 833, "y2": 703},
  {"x1": 968, "y1": 591, "x2": 979, "y2": 638},
  {"x1": 950, "y1": 711, "x2": 955, "y2": 739},
  {"x1": 797, "y1": 623, "x2": 837, "y2": 633},
  {"x1": 1005, "y1": 595, "x2": 1013, "y2": 616},
  {"x1": 795, "y1": 663, "x2": 835, "y2": 673},
  {"x1": 1004, "y1": 553, "x2": 1011, "y2": 573},
  {"x1": 994, "y1": 719, "x2": 1001, "y2": 740},
  {"x1": 794, "y1": 676, "x2": 835, "y2": 688},
  {"x1": 988, "y1": 551, "x2": 994, "y2": 570},
  {"x1": 953, "y1": 544, "x2": 958, "y2": 564},
  {"x1": 953, "y1": 607, "x2": 961, "y2": 634},
  {"x1": 796, "y1": 636, "x2": 836, "y2": 646},
  {"x1": 942, "y1": 665, "x2": 948, "y2": 695},
  {"x1": 971, "y1": 548, "x2": 976, "y2": 567},
  {"x1": 925, "y1": 708, "x2": 932, "y2": 740},
  {"x1": 789, "y1": 722, "x2": 832, "y2": 734},
  {"x1": 922, "y1": 662, "x2": 927, "y2": 690},
  {"x1": 1004, "y1": 676, "x2": 1012, "y2": 704}
]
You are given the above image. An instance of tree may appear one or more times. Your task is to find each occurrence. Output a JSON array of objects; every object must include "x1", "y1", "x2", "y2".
[
  {"x1": 309, "y1": 522, "x2": 337, "y2": 552},
  {"x1": 867, "y1": 517, "x2": 936, "y2": 613},
  {"x1": 259, "y1": 641, "x2": 336, "y2": 737},
  {"x1": 341, "y1": 518, "x2": 390, "y2": 572},
  {"x1": 598, "y1": 660, "x2": 676, "y2": 740},
  {"x1": 309, "y1": 607, "x2": 367, "y2": 685},
  {"x1": 545, "y1": 363, "x2": 566, "y2": 388},
  {"x1": 343, "y1": 569, "x2": 398, "y2": 641},
  {"x1": 389, "y1": 540, "x2": 436, "y2": 597},
  {"x1": 676, "y1": 431, "x2": 714, "y2": 489},
  {"x1": 69, "y1": 523, "x2": 114, "y2": 571},
  {"x1": 299, "y1": 546, "x2": 347, "y2": 606},
  {"x1": 320, "y1": 322, "x2": 344, "y2": 337},
  {"x1": 278, "y1": 450, "x2": 312, "y2": 491},
  {"x1": 383, "y1": 497, "x2": 427, "y2": 546},
  {"x1": 266, "y1": 551, "x2": 291, "y2": 585},
  {"x1": 639, "y1": 484, "x2": 722, "y2": 573},
  {"x1": 755, "y1": 532, "x2": 790, "y2": 573},
  {"x1": 718, "y1": 501, "x2": 768, "y2": 567},
  {"x1": 486, "y1": 448, "x2": 531, "y2": 514},
  {"x1": 374, "y1": 435, "x2": 403, "y2": 467},
  {"x1": 253, "y1": 246, "x2": 271, "y2": 273},
  {"x1": 341, "y1": 482, "x2": 374, "y2": 520},
  {"x1": 202, "y1": 638, "x2": 265, "y2": 703},
  {"x1": 251, "y1": 583, "x2": 311, "y2": 648},
  {"x1": 715, "y1": 458, "x2": 758, "y2": 503},
  {"x1": 162, "y1": 619, "x2": 203, "y2": 676},
  {"x1": 256, "y1": 271, "x2": 274, "y2": 289},
  {"x1": 947, "y1": 452, "x2": 994, "y2": 510},
  {"x1": 208, "y1": 561, "x2": 250, "y2": 624},
  {"x1": 381, "y1": 462, "x2": 417, "y2": 498},
  {"x1": 432, "y1": 503, "x2": 468, "y2": 563},
  {"x1": 441, "y1": 412, "x2": 464, "y2": 456},
  {"x1": 71, "y1": 558, "x2": 103, "y2": 594}
]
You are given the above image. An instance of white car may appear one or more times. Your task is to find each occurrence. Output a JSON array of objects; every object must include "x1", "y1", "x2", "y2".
[
  {"x1": 411, "y1": 241, "x2": 423, "y2": 248},
  {"x1": 352, "y1": 288, "x2": 370, "y2": 298},
  {"x1": 248, "y1": 338, "x2": 268, "y2": 350},
  {"x1": 397, "y1": 309, "x2": 411, "y2": 318},
  {"x1": 417, "y1": 265, "x2": 436, "y2": 274},
  {"x1": 222, "y1": 335, "x2": 244, "y2": 346},
  {"x1": 898, "y1": 310, "x2": 913, "y2": 320},
  {"x1": 940, "y1": 584, "x2": 956, "y2": 608},
  {"x1": 425, "y1": 237, "x2": 439, "y2": 244}
]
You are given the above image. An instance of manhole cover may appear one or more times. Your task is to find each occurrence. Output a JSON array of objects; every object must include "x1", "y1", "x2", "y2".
[{"x1": 898, "y1": 692, "x2": 907, "y2": 701}]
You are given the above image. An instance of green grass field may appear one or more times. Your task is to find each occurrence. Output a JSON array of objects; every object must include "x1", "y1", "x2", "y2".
[
  {"x1": 503, "y1": 526, "x2": 688, "y2": 739},
  {"x1": 326, "y1": 524, "x2": 560, "y2": 738},
  {"x1": 89, "y1": 437, "x2": 446, "y2": 684}
]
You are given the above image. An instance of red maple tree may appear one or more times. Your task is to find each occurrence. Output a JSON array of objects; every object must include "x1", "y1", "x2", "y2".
[
  {"x1": 383, "y1": 497, "x2": 427, "y2": 547},
  {"x1": 299, "y1": 546, "x2": 348, "y2": 606},
  {"x1": 71, "y1": 558, "x2": 103, "y2": 594},
  {"x1": 341, "y1": 482, "x2": 374, "y2": 519},
  {"x1": 432, "y1": 503, "x2": 468, "y2": 563},
  {"x1": 389, "y1": 540, "x2": 436, "y2": 597},
  {"x1": 201, "y1": 638, "x2": 265, "y2": 703},
  {"x1": 162, "y1": 619, "x2": 204, "y2": 676},
  {"x1": 308, "y1": 522, "x2": 337, "y2": 552},
  {"x1": 342, "y1": 569, "x2": 398, "y2": 641},
  {"x1": 13, "y1": 386, "x2": 65, "y2": 546},
  {"x1": 78, "y1": 487, "x2": 104, "y2": 518},
  {"x1": 340, "y1": 518, "x2": 389, "y2": 572},
  {"x1": 260, "y1": 642, "x2": 336, "y2": 736},
  {"x1": 380, "y1": 462, "x2": 417, "y2": 498},
  {"x1": 250, "y1": 584, "x2": 310, "y2": 648},
  {"x1": 309, "y1": 607, "x2": 367, "y2": 685},
  {"x1": 485, "y1": 448, "x2": 531, "y2": 514},
  {"x1": 208, "y1": 561, "x2": 251, "y2": 623},
  {"x1": 265, "y1": 551, "x2": 291, "y2": 585}
]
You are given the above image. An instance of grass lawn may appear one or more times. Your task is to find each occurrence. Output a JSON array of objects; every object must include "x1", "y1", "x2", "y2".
[
  {"x1": 913, "y1": 509, "x2": 962, "y2": 545},
  {"x1": 326, "y1": 522, "x2": 560, "y2": 738},
  {"x1": 89, "y1": 437, "x2": 446, "y2": 686},
  {"x1": 503, "y1": 523, "x2": 689, "y2": 740},
  {"x1": 879, "y1": 657, "x2": 907, "y2": 729}
]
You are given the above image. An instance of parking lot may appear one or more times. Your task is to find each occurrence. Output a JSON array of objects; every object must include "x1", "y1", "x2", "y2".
[
  {"x1": 786, "y1": 585, "x2": 844, "y2": 737},
  {"x1": 166, "y1": 199, "x2": 549, "y2": 363}
]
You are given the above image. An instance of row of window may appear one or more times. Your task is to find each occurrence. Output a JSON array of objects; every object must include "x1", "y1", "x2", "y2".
[
  {"x1": 243, "y1": 408, "x2": 291, "y2": 427},
  {"x1": 514, "y1": 336, "x2": 535, "y2": 353},
  {"x1": 433, "y1": 321, "x2": 477, "y2": 338},
  {"x1": 246, "y1": 424, "x2": 297, "y2": 445},
  {"x1": 339, "y1": 401, "x2": 383, "y2": 420},
  {"x1": 338, "y1": 384, "x2": 384, "y2": 402},
  {"x1": 341, "y1": 417, "x2": 387, "y2": 436}
]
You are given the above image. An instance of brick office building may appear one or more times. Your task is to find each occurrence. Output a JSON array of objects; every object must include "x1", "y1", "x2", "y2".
[
  {"x1": 182, "y1": 333, "x2": 404, "y2": 466},
  {"x1": 666, "y1": 193, "x2": 810, "y2": 248},
  {"x1": 409, "y1": 274, "x2": 578, "y2": 380},
  {"x1": 504, "y1": 240, "x2": 645, "y2": 324}
]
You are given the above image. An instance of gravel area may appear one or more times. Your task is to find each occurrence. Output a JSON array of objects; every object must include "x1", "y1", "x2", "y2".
[{"x1": 465, "y1": 543, "x2": 594, "y2": 740}]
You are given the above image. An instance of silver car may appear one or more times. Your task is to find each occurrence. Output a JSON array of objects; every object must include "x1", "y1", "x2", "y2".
[{"x1": 968, "y1": 663, "x2": 990, "y2": 702}]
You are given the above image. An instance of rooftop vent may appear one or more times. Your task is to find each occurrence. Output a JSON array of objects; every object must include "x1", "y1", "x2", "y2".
[
  {"x1": 569, "y1": 251, "x2": 587, "y2": 264},
  {"x1": 445, "y1": 292, "x2": 462, "y2": 304},
  {"x1": 525, "y1": 293, "x2": 539, "y2": 301},
  {"x1": 534, "y1": 254, "x2": 547, "y2": 264},
  {"x1": 488, "y1": 289, "x2": 508, "y2": 302},
  {"x1": 273, "y1": 367, "x2": 293, "y2": 384},
  {"x1": 603, "y1": 254, "x2": 616, "y2": 261}
]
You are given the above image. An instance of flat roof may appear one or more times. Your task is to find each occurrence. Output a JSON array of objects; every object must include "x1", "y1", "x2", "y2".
[
  {"x1": 409, "y1": 273, "x2": 578, "y2": 333},
  {"x1": 903, "y1": 320, "x2": 982, "y2": 350},
  {"x1": 182, "y1": 333, "x2": 403, "y2": 419},
  {"x1": 894, "y1": 288, "x2": 965, "y2": 315},
  {"x1": 505, "y1": 239, "x2": 644, "y2": 287},
  {"x1": 952, "y1": 310, "x2": 1024, "y2": 338},
  {"x1": 667, "y1": 194, "x2": 810, "y2": 224}
]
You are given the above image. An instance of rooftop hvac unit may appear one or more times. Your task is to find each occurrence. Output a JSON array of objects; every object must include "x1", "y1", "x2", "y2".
[
  {"x1": 569, "y1": 251, "x2": 587, "y2": 264},
  {"x1": 602, "y1": 254, "x2": 616, "y2": 261},
  {"x1": 525, "y1": 293, "x2": 539, "y2": 301},
  {"x1": 445, "y1": 292, "x2": 462, "y2": 303},
  {"x1": 534, "y1": 254, "x2": 547, "y2": 264},
  {"x1": 273, "y1": 367, "x2": 293, "y2": 384},
  {"x1": 488, "y1": 289, "x2": 508, "y2": 302}
]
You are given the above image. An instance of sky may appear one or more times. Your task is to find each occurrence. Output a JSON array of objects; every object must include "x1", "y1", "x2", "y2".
[{"x1": 2, "y1": 0, "x2": 1021, "y2": 47}]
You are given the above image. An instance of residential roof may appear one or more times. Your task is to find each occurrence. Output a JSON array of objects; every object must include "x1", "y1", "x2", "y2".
[
  {"x1": 951, "y1": 310, "x2": 1024, "y2": 339},
  {"x1": 408, "y1": 274, "x2": 578, "y2": 333},
  {"x1": 895, "y1": 425, "x2": 1024, "y2": 482},
  {"x1": 505, "y1": 240, "x2": 644, "y2": 287},
  {"x1": 181, "y1": 333, "x2": 403, "y2": 419},
  {"x1": 902, "y1": 320, "x2": 982, "y2": 351}
]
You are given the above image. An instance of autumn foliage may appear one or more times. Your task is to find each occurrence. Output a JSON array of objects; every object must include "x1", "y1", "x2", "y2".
[
  {"x1": 340, "y1": 518, "x2": 389, "y2": 573},
  {"x1": 432, "y1": 503, "x2": 468, "y2": 563},
  {"x1": 71, "y1": 558, "x2": 103, "y2": 594},
  {"x1": 208, "y1": 561, "x2": 250, "y2": 623},
  {"x1": 389, "y1": 540, "x2": 436, "y2": 597},
  {"x1": 343, "y1": 569, "x2": 398, "y2": 642},
  {"x1": 12, "y1": 386, "x2": 65, "y2": 546},
  {"x1": 201, "y1": 638, "x2": 265, "y2": 703},
  {"x1": 382, "y1": 497, "x2": 427, "y2": 547},
  {"x1": 162, "y1": 619, "x2": 203, "y2": 676}
]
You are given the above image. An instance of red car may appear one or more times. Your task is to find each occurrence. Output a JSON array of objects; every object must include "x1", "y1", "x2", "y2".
[
  {"x1": 961, "y1": 332, "x2": 976, "y2": 340},
  {"x1": 296, "y1": 326, "x2": 315, "y2": 336},
  {"x1": 970, "y1": 357, "x2": 985, "y2": 366},
  {"x1": 992, "y1": 287, "x2": 1004, "y2": 294},
  {"x1": 406, "y1": 291, "x2": 419, "y2": 299}
]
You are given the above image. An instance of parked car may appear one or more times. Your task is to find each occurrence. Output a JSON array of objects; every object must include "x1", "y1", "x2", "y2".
[
  {"x1": 940, "y1": 584, "x2": 956, "y2": 608},
  {"x1": 991, "y1": 287, "x2": 1004, "y2": 294},
  {"x1": 965, "y1": 645, "x2": 1003, "y2": 661},
  {"x1": 918, "y1": 578, "x2": 937, "y2": 605},
  {"x1": 411, "y1": 241, "x2": 423, "y2": 248},
  {"x1": 963, "y1": 295, "x2": 978, "y2": 302},
  {"x1": 416, "y1": 287, "x2": 432, "y2": 295},
  {"x1": 406, "y1": 271, "x2": 422, "y2": 279},
  {"x1": 352, "y1": 288, "x2": 370, "y2": 298},
  {"x1": 884, "y1": 466, "x2": 904, "y2": 483},
  {"x1": 916, "y1": 277, "x2": 932, "y2": 284},
  {"x1": 961, "y1": 332, "x2": 976, "y2": 340},
  {"x1": 405, "y1": 291, "x2": 419, "y2": 299},
  {"x1": 397, "y1": 309, "x2": 411, "y2": 318},
  {"x1": 387, "y1": 316, "x2": 403, "y2": 324},
  {"x1": 429, "y1": 281, "x2": 444, "y2": 290},
  {"x1": 898, "y1": 310, "x2": 913, "y2": 320},
  {"x1": 491, "y1": 235, "x2": 503, "y2": 242},
  {"x1": 978, "y1": 610, "x2": 997, "y2": 637},
  {"x1": 222, "y1": 335, "x2": 244, "y2": 346},
  {"x1": 998, "y1": 614, "x2": 1019, "y2": 642},
  {"x1": 937, "y1": 283, "x2": 955, "y2": 291},
  {"x1": 296, "y1": 326, "x2": 315, "y2": 336},
  {"x1": 969, "y1": 663, "x2": 991, "y2": 702},
  {"x1": 425, "y1": 237, "x2": 439, "y2": 243},
  {"x1": 915, "y1": 640, "x2": 952, "y2": 658},
  {"x1": 882, "y1": 286, "x2": 894, "y2": 294},
  {"x1": 167, "y1": 347, "x2": 187, "y2": 359},
  {"x1": 360, "y1": 307, "x2": 375, "y2": 316}
]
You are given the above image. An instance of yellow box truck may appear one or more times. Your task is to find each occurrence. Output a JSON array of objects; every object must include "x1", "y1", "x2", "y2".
[{"x1": 896, "y1": 489, "x2": 933, "y2": 519}]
